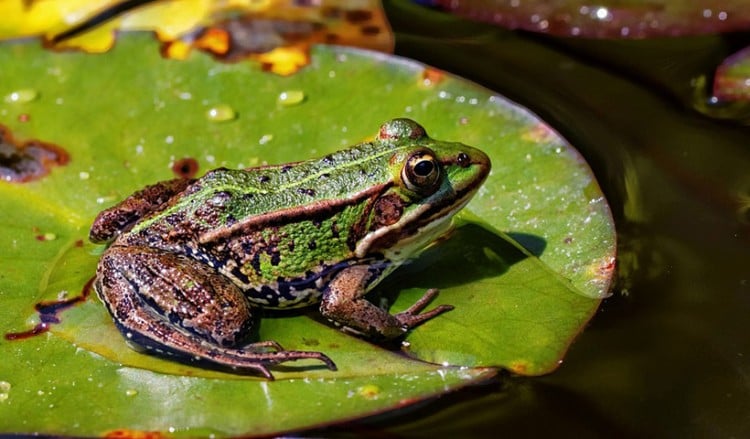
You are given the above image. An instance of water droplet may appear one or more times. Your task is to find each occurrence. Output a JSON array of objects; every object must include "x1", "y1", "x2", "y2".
[
  {"x1": 206, "y1": 104, "x2": 237, "y2": 122},
  {"x1": 258, "y1": 134, "x2": 273, "y2": 145},
  {"x1": 79, "y1": 171, "x2": 90, "y2": 180},
  {"x1": 125, "y1": 389, "x2": 138, "y2": 397},
  {"x1": 594, "y1": 7, "x2": 610, "y2": 20},
  {"x1": 165, "y1": 135, "x2": 174, "y2": 144},
  {"x1": 356, "y1": 384, "x2": 380, "y2": 399},
  {"x1": 4, "y1": 89, "x2": 38, "y2": 103},
  {"x1": 278, "y1": 90, "x2": 305, "y2": 106},
  {"x1": 0, "y1": 381, "x2": 10, "y2": 401}
]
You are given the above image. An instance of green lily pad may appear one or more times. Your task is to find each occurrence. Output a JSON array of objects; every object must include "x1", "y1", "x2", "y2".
[{"x1": 0, "y1": 33, "x2": 614, "y2": 436}]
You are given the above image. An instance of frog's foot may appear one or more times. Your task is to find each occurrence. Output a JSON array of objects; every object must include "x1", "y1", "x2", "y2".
[
  {"x1": 205, "y1": 344, "x2": 337, "y2": 379},
  {"x1": 321, "y1": 265, "x2": 454, "y2": 340},
  {"x1": 120, "y1": 317, "x2": 336, "y2": 380},
  {"x1": 395, "y1": 288, "x2": 454, "y2": 329}
]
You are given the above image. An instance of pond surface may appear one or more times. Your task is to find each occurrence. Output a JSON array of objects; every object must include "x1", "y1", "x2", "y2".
[{"x1": 321, "y1": 3, "x2": 750, "y2": 436}]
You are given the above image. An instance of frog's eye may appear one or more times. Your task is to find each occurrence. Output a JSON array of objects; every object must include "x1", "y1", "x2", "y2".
[{"x1": 402, "y1": 150, "x2": 441, "y2": 195}]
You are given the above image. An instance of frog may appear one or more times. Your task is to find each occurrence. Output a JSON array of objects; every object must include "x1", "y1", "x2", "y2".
[{"x1": 89, "y1": 118, "x2": 491, "y2": 379}]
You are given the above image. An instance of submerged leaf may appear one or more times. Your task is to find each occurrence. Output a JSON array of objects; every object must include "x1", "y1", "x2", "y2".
[{"x1": 0, "y1": 0, "x2": 393, "y2": 74}]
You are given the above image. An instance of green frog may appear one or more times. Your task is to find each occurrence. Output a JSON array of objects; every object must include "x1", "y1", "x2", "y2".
[{"x1": 90, "y1": 118, "x2": 491, "y2": 379}]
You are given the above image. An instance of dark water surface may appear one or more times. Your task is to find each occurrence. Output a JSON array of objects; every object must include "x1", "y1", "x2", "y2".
[{"x1": 324, "y1": 2, "x2": 750, "y2": 437}]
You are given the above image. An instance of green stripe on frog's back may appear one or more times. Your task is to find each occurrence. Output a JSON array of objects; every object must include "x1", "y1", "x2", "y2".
[{"x1": 130, "y1": 140, "x2": 396, "y2": 237}]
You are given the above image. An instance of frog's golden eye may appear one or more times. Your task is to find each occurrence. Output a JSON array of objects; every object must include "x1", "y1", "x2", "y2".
[{"x1": 402, "y1": 150, "x2": 441, "y2": 195}]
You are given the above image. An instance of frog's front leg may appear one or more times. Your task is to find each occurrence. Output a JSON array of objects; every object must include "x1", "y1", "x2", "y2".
[
  {"x1": 96, "y1": 246, "x2": 336, "y2": 379},
  {"x1": 320, "y1": 265, "x2": 454, "y2": 340}
]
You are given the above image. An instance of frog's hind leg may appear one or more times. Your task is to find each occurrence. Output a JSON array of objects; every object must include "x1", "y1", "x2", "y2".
[{"x1": 95, "y1": 246, "x2": 336, "y2": 379}]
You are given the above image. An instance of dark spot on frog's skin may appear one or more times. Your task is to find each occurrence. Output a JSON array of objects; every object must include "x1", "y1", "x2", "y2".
[
  {"x1": 288, "y1": 241, "x2": 295, "y2": 252},
  {"x1": 258, "y1": 175, "x2": 271, "y2": 183},
  {"x1": 281, "y1": 164, "x2": 293, "y2": 173},
  {"x1": 345, "y1": 10, "x2": 373, "y2": 23},
  {"x1": 308, "y1": 240, "x2": 317, "y2": 250},
  {"x1": 0, "y1": 124, "x2": 70, "y2": 183},
  {"x1": 250, "y1": 252, "x2": 262, "y2": 274},
  {"x1": 361, "y1": 25, "x2": 381, "y2": 36},
  {"x1": 371, "y1": 193, "x2": 404, "y2": 229},
  {"x1": 165, "y1": 213, "x2": 183, "y2": 227},
  {"x1": 319, "y1": 172, "x2": 331, "y2": 180},
  {"x1": 312, "y1": 218, "x2": 322, "y2": 228},
  {"x1": 269, "y1": 248, "x2": 281, "y2": 266},
  {"x1": 331, "y1": 222, "x2": 340, "y2": 238},
  {"x1": 172, "y1": 157, "x2": 199, "y2": 179},
  {"x1": 298, "y1": 188, "x2": 316, "y2": 197},
  {"x1": 323, "y1": 155, "x2": 335, "y2": 165}
]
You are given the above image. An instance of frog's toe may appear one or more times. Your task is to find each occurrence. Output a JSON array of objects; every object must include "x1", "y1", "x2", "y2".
[
  {"x1": 233, "y1": 348, "x2": 337, "y2": 372},
  {"x1": 395, "y1": 288, "x2": 454, "y2": 329}
]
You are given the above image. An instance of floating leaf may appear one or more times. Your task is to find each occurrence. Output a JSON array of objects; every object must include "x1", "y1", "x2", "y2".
[
  {"x1": 0, "y1": 0, "x2": 393, "y2": 74},
  {"x1": 714, "y1": 46, "x2": 750, "y2": 102},
  {"x1": 0, "y1": 33, "x2": 613, "y2": 435},
  {"x1": 419, "y1": 0, "x2": 750, "y2": 38}
]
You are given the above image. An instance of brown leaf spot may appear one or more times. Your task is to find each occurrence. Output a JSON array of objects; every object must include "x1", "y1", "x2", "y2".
[
  {"x1": 104, "y1": 429, "x2": 169, "y2": 439},
  {"x1": 360, "y1": 25, "x2": 381, "y2": 36},
  {"x1": 171, "y1": 157, "x2": 199, "y2": 179},
  {"x1": 421, "y1": 67, "x2": 445, "y2": 87},
  {"x1": 345, "y1": 10, "x2": 373, "y2": 23},
  {"x1": 0, "y1": 125, "x2": 69, "y2": 183}
]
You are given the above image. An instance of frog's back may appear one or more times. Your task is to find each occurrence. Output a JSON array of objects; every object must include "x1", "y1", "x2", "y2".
[
  {"x1": 191, "y1": 141, "x2": 396, "y2": 220},
  {"x1": 119, "y1": 140, "x2": 400, "y2": 308}
]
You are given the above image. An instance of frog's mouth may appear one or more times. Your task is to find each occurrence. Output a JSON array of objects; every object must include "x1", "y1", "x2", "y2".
[{"x1": 355, "y1": 185, "x2": 477, "y2": 262}]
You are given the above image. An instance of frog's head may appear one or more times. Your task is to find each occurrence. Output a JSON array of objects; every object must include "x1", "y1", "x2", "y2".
[{"x1": 355, "y1": 118, "x2": 491, "y2": 260}]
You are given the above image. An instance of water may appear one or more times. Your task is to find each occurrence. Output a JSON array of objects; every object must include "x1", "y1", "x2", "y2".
[{"x1": 330, "y1": 3, "x2": 750, "y2": 437}]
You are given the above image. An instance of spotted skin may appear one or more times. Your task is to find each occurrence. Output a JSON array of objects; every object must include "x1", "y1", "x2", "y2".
[{"x1": 90, "y1": 119, "x2": 491, "y2": 378}]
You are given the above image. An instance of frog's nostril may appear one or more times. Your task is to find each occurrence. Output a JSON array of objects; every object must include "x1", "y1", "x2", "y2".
[{"x1": 457, "y1": 152, "x2": 470, "y2": 168}]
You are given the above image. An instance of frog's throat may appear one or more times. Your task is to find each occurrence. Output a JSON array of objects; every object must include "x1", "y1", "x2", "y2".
[{"x1": 354, "y1": 188, "x2": 475, "y2": 261}]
